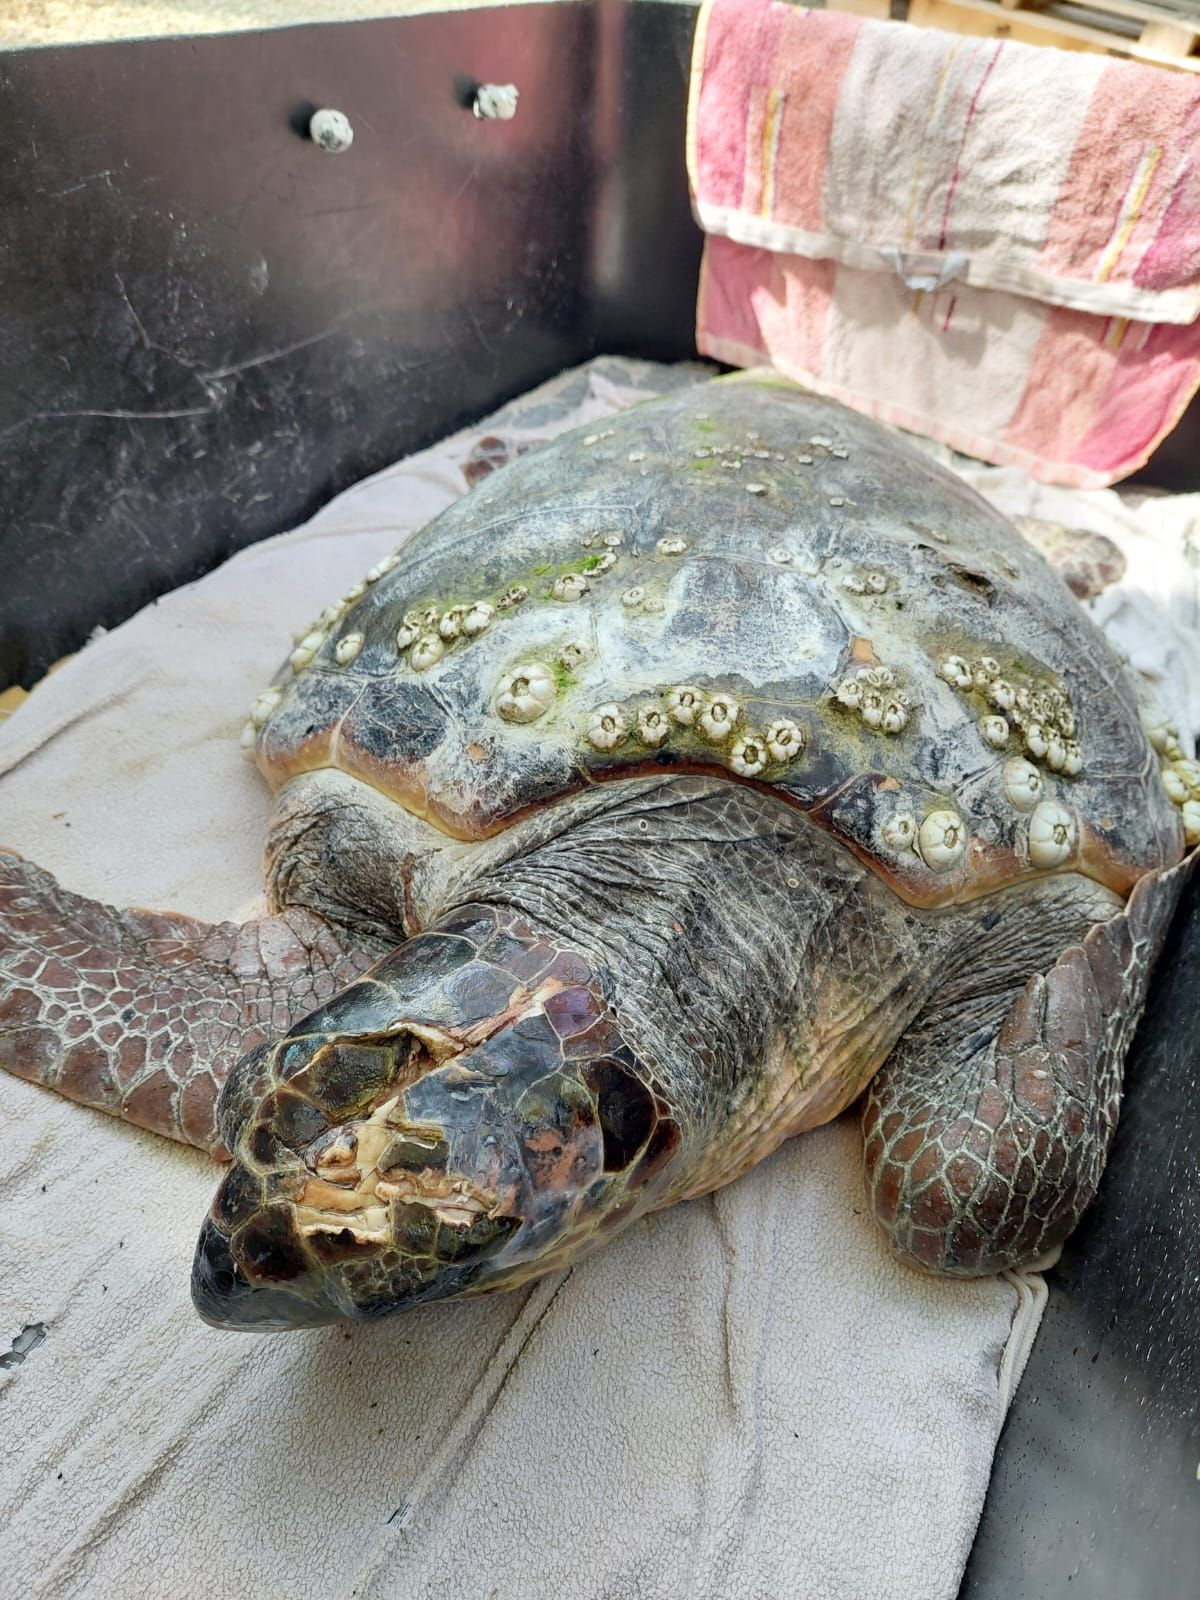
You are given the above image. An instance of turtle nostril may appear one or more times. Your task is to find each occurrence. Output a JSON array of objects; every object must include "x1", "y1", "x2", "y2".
[{"x1": 213, "y1": 1266, "x2": 236, "y2": 1296}]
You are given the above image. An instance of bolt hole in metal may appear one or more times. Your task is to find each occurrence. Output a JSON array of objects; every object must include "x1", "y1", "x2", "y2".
[{"x1": 0, "y1": 1322, "x2": 48, "y2": 1370}]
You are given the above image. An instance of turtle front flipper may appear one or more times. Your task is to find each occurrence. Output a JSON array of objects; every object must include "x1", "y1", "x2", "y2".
[
  {"x1": 863, "y1": 854, "x2": 1194, "y2": 1277},
  {"x1": 0, "y1": 850, "x2": 381, "y2": 1155}
]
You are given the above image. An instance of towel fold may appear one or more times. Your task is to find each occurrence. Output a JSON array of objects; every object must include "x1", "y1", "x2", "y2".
[{"x1": 688, "y1": 0, "x2": 1200, "y2": 487}]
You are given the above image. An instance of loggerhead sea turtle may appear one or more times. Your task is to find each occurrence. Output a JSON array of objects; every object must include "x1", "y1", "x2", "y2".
[{"x1": 1, "y1": 373, "x2": 1194, "y2": 1331}]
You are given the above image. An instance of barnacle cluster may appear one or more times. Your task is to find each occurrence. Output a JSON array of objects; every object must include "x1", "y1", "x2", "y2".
[
  {"x1": 937, "y1": 653, "x2": 1082, "y2": 775},
  {"x1": 580, "y1": 684, "x2": 806, "y2": 776},
  {"x1": 833, "y1": 666, "x2": 912, "y2": 736},
  {"x1": 1141, "y1": 706, "x2": 1200, "y2": 845}
]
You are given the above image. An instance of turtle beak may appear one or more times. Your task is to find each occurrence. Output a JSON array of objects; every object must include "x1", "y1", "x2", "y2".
[{"x1": 191, "y1": 1215, "x2": 343, "y2": 1330}]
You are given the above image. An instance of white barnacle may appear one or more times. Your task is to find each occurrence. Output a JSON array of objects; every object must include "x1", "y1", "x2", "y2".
[
  {"x1": 866, "y1": 666, "x2": 895, "y2": 689},
  {"x1": 1058, "y1": 707, "x2": 1077, "y2": 739},
  {"x1": 882, "y1": 699, "x2": 910, "y2": 735},
  {"x1": 796, "y1": 453, "x2": 814, "y2": 465},
  {"x1": 1045, "y1": 731, "x2": 1067, "y2": 772},
  {"x1": 239, "y1": 720, "x2": 258, "y2": 759},
  {"x1": 1162, "y1": 766, "x2": 1189, "y2": 805},
  {"x1": 973, "y1": 656, "x2": 1000, "y2": 687},
  {"x1": 745, "y1": 482, "x2": 769, "y2": 497},
  {"x1": 463, "y1": 601, "x2": 495, "y2": 637},
  {"x1": 1062, "y1": 741, "x2": 1083, "y2": 777},
  {"x1": 729, "y1": 733, "x2": 767, "y2": 777},
  {"x1": 765, "y1": 718, "x2": 805, "y2": 763},
  {"x1": 628, "y1": 449, "x2": 647, "y2": 463},
  {"x1": 438, "y1": 606, "x2": 467, "y2": 640},
  {"x1": 657, "y1": 536, "x2": 689, "y2": 556},
  {"x1": 497, "y1": 585, "x2": 529, "y2": 610},
  {"x1": 558, "y1": 641, "x2": 590, "y2": 672},
  {"x1": 866, "y1": 572, "x2": 888, "y2": 594},
  {"x1": 987, "y1": 679, "x2": 1016, "y2": 713},
  {"x1": 395, "y1": 624, "x2": 417, "y2": 653},
  {"x1": 1182, "y1": 800, "x2": 1200, "y2": 846},
  {"x1": 698, "y1": 693, "x2": 740, "y2": 743},
  {"x1": 496, "y1": 663, "x2": 556, "y2": 724},
  {"x1": 404, "y1": 605, "x2": 440, "y2": 631},
  {"x1": 694, "y1": 447, "x2": 712, "y2": 459},
  {"x1": 810, "y1": 434, "x2": 833, "y2": 449},
  {"x1": 250, "y1": 686, "x2": 283, "y2": 727},
  {"x1": 1024, "y1": 722, "x2": 1050, "y2": 759},
  {"x1": 587, "y1": 703, "x2": 628, "y2": 752},
  {"x1": 981, "y1": 714, "x2": 1010, "y2": 749},
  {"x1": 1003, "y1": 758, "x2": 1043, "y2": 812},
  {"x1": 766, "y1": 550, "x2": 793, "y2": 568},
  {"x1": 842, "y1": 574, "x2": 866, "y2": 595},
  {"x1": 621, "y1": 586, "x2": 646, "y2": 609},
  {"x1": 602, "y1": 533, "x2": 624, "y2": 549},
  {"x1": 835, "y1": 674, "x2": 865, "y2": 709},
  {"x1": 343, "y1": 580, "x2": 368, "y2": 603},
  {"x1": 319, "y1": 601, "x2": 348, "y2": 630},
  {"x1": 832, "y1": 446, "x2": 849, "y2": 459},
  {"x1": 290, "y1": 630, "x2": 326, "y2": 673},
  {"x1": 666, "y1": 685, "x2": 703, "y2": 726},
  {"x1": 1174, "y1": 757, "x2": 1200, "y2": 794},
  {"x1": 552, "y1": 573, "x2": 589, "y2": 602},
  {"x1": 860, "y1": 690, "x2": 885, "y2": 729},
  {"x1": 583, "y1": 433, "x2": 600, "y2": 447},
  {"x1": 409, "y1": 634, "x2": 445, "y2": 672},
  {"x1": 828, "y1": 497, "x2": 846, "y2": 508},
  {"x1": 335, "y1": 632, "x2": 364, "y2": 666},
  {"x1": 365, "y1": 552, "x2": 399, "y2": 583},
  {"x1": 1028, "y1": 801, "x2": 1077, "y2": 870},
  {"x1": 643, "y1": 596, "x2": 666, "y2": 614},
  {"x1": 918, "y1": 810, "x2": 967, "y2": 871},
  {"x1": 938, "y1": 656, "x2": 973, "y2": 690},
  {"x1": 637, "y1": 706, "x2": 671, "y2": 747},
  {"x1": 881, "y1": 811, "x2": 916, "y2": 852},
  {"x1": 591, "y1": 551, "x2": 618, "y2": 574},
  {"x1": 1140, "y1": 709, "x2": 1174, "y2": 754}
]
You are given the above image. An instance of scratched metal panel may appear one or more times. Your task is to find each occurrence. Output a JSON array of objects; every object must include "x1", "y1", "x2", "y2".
[{"x1": 0, "y1": 6, "x2": 599, "y2": 688}]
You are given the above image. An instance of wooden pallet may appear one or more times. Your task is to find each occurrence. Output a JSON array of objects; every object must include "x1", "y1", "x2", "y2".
[{"x1": 903, "y1": 0, "x2": 1200, "y2": 71}]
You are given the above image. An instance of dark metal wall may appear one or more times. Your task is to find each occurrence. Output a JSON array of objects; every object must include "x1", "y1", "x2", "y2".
[{"x1": 0, "y1": 2, "x2": 703, "y2": 690}]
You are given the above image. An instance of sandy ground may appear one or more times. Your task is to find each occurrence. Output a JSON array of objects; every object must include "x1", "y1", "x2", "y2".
[{"x1": 0, "y1": 0, "x2": 546, "y2": 49}]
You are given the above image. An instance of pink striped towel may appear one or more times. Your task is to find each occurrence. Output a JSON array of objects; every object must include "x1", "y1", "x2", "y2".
[{"x1": 688, "y1": 0, "x2": 1200, "y2": 487}]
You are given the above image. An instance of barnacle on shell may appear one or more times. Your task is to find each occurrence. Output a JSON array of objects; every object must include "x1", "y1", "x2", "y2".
[
  {"x1": 496, "y1": 664, "x2": 556, "y2": 724},
  {"x1": 764, "y1": 718, "x2": 804, "y2": 763},
  {"x1": 587, "y1": 704, "x2": 628, "y2": 752},
  {"x1": 729, "y1": 733, "x2": 767, "y2": 776},
  {"x1": 698, "y1": 694, "x2": 740, "y2": 743},
  {"x1": 637, "y1": 707, "x2": 671, "y2": 747},
  {"x1": 552, "y1": 573, "x2": 589, "y2": 602},
  {"x1": 666, "y1": 686, "x2": 703, "y2": 727},
  {"x1": 918, "y1": 811, "x2": 966, "y2": 871},
  {"x1": 1028, "y1": 801, "x2": 1076, "y2": 869},
  {"x1": 881, "y1": 812, "x2": 916, "y2": 852}
]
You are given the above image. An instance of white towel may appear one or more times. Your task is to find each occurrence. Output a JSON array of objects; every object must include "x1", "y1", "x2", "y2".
[{"x1": 9, "y1": 357, "x2": 1192, "y2": 1600}]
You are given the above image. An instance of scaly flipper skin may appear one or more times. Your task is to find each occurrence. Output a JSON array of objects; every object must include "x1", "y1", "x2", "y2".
[
  {"x1": 0, "y1": 851, "x2": 380, "y2": 1155},
  {"x1": 862, "y1": 854, "x2": 1193, "y2": 1276}
]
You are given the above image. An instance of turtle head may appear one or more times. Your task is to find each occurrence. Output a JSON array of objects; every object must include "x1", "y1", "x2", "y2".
[{"x1": 191, "y1": 907, "x2": 681, "y2": 1330}]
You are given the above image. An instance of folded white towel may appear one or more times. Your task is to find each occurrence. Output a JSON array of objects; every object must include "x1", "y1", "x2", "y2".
[{"x1": 1, "y1": 358, "x2": 1118, "y2": 1600}]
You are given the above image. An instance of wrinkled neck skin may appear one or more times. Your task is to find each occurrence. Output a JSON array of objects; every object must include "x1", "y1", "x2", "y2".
[{"x1": 452, "y1": 776, "x2": 934, "y2": 1199}]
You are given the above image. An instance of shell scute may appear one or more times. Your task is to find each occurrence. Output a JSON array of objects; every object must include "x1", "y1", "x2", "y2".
[{"x1": 256, "y1": 377, "x2": 1182, "y2": 903}]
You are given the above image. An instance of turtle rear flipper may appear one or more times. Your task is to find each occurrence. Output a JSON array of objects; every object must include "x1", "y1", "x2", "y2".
[
  {"x1": 0, "y1": 850, "x2": 380, "y2": 1156},
  {"x1": 863, "y1": 853, "x2": 1193, "y2": 1277}
]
